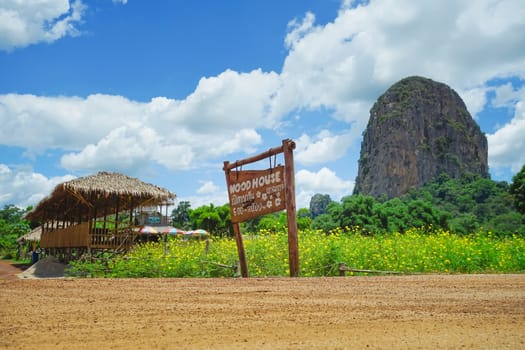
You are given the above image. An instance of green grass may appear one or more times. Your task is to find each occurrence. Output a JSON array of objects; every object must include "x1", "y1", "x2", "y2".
[{"x1": 67, "y1": 227, "x2": 525, "y2": 278}]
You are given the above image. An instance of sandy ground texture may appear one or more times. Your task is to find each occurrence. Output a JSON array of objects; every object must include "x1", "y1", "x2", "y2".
[{"x1": 0, "y1": 261, "x2": 524, "y2": 349}]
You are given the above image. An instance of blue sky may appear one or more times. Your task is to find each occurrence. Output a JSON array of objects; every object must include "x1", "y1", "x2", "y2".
[{"x1": 1, "y1": 0, "x2": 524, "y2": 211}]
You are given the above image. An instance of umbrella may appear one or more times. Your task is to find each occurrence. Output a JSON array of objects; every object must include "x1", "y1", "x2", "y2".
[
  {"x1": 190, "y1": 229, "x2": 209, "y2": 236},
  {"x1": 140, "y1": 226, "x2": 159, "y2": 234},
  {"x1": 163, "y1": 227, "x2": 187, "y2": 235}
]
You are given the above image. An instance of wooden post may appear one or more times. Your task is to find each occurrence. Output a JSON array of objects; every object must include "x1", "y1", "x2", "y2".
[
  {"x1": 232, "y1": 222, "x2": 248, "y2": 277},
  {"x1": 223, "y1": 139, "x2": 299, "y2": 278},
  {"x1": 114, "y1": 196, "x2": 120, "y2": 236},
  {"x1": 283, "y1": 139, "x2": 299, "y2": 277},
  {"x1": 224, "y1": 160, "x2": 249, "y2": 277}
]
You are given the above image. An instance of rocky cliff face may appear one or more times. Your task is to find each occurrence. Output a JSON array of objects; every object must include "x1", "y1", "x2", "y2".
[{"x1": 354, "y1": 76, "x2": 489, "y2": 199}]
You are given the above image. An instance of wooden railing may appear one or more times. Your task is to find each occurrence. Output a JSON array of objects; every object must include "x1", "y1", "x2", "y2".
[
  {"x1": 90, "y1": 227, "x2": 135, "y2": 250},
  {"x1": 40, "y1": 222, "x2": 90, "y2": 248},
  {"x1": 40, "y1": 223, "x2": 136, "y2": 251}
]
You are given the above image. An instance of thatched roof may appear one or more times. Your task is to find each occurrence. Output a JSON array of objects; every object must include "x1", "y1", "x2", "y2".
[
  {"x1": 62, "y1": 172, "x2": 175, "y2": 199},
  {"x1": 17, "y1": 226, "x2": 42, "y2": 243},
  {"x1": 27, "y1": 172, "x2": 175, "y2": 222}
]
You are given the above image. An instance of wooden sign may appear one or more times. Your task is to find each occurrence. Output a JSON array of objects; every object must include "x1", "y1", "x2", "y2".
[
  {"x1": 227, "y1": 166, "x2": 286, "y2": 223},
  {"x1": 224, "y1": 139, "x2": 298, "y2": 277}
]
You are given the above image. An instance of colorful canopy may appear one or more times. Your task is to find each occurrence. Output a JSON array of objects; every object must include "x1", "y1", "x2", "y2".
[{"x1": 139, "y1": 226, "x2": 159, "y2": 234}]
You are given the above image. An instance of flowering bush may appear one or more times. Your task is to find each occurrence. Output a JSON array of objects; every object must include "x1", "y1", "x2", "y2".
[{"x1": 68, "y1": 227, "x2": 525, "y2": 278}]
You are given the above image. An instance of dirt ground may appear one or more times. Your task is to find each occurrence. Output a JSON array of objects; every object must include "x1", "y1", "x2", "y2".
[{"x1": 1, "y1": 261, "x2": 524, "y2": 349}]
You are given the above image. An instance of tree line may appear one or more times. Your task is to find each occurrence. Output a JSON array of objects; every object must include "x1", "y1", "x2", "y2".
[
  {"x1": 172, "y1": 164, "x2": 525, "y2": 236},
  {"x1": 1, "y1": 165, "x2": 525, "y2": 259}
]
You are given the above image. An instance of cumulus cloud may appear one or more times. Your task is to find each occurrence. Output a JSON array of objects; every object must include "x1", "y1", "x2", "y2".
[
  {"x1": 168, "y1": 69, "x2": 280, "y2": 132},
  {"x1": 0, "y1": 68, "x2": 275, "y2": 173},
  {"x1": 0, "y1": 94, "x2": 139, "y2": 151},
  {"x1": 2, "y1": 0, "x2": 525, "y2": 208},
  {"x1": 487, "y1": 84, "x2": 525, "y2": 173},
  {"x1": 459, "y1": 86, "x2": 489, "y2": 119},
  {"x1": 197, "y1": 181, "x2": 221, "y2": 195},
  {"x1": 295, "y1": 167, "x2": 354, "y2": 208},
  {"x1": 0, "y1": 164, "x2": 75, "y2": 208},
  {"x1": 271, "y1": 0, "x2": 525, "y2": 128},
  {"x1": 0, "y1": 0, "x2": 86, "y2": 51},
  {"x1": 295, "y1": 130, "x2": 355, "y2": 165},
  {"x1": 179, "y1": 181, "x2": 228, "y2": 208}
]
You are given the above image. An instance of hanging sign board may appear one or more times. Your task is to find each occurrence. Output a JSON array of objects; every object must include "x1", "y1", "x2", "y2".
[
  {"x1": 227, "y1": 166, "x2": 286, "y2": 223},
  {"x1": 223, "y1": 139, "x2": 299, "y2": 277}
]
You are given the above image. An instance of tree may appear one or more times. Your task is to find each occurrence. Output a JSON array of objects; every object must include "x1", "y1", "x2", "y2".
[
  {"x1": 0, "y1": 204, "x2": 29, "y2": 223},
  {"x1": 187, "y1": 203, "x2": 233, "y2": 236},
  {"x1": 337, "y1": 195, "x2": 380, "y2": 232},
  {"x1": 0, "y1": 205, "x2": 31, "y2": 259},
  {"x1": 257, "y1": 212, "x2": 286, "y2": 232},
  {"x1": 171, "y1": 201, "x2": 192, "y2": 229},
  {"x1": 311, "y1": 213, "x2": 338, "y2": 233},
  {"x1": 189, "y1": 204, "x2": 218, "y2": 232},
  {"x1": 510, "y1": 164, "x2": 525, "y2": 214},
  {"x1": 406, "y1": 199, "x2": 445, "y2": 229},
  {"x1": 376, "y1": 198, "x2": 410, "y2": 232},
  {"x1": 297, "y1": 208, "x2": 312, "y2": 230}
]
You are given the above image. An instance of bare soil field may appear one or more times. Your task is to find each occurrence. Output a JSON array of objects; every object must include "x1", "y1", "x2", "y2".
[{"x1": 1, "y1": 262, "x2": 524, "y2": 349}]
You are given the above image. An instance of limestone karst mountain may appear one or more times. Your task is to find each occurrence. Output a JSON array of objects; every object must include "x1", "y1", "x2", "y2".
[{"x1": 354, "y1": 76, "x2": 489, "y2": 199}]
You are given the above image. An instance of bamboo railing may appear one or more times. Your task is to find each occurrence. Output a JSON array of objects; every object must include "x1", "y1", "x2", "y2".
[
  {"x1": 40, "y1": 222, "x2": 135, "y2": 251},
  {"x1": 41, "y1": 222, "x2": 90, "y2": 248},
  {"x1": 90, "y1": 227, "x2": 135, "y2": 250}
]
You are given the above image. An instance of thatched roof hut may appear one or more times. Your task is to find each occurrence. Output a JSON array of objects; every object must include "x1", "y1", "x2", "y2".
[
  {"x1": 27, "y1": 171, "x2": 175, "y2": 222},
  {"x1": 26, "y1": 172, "x2": 175, "y2": 256}
]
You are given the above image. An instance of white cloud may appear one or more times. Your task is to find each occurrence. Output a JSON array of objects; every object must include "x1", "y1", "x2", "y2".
[
  {"x1": 0, "y1": 0, "x2": 86, "y2": 51},
  {"x1": 0, "y1": 93, "x2": 140, "y2": 151},
  {"x1": 487, "y1": 85, "x2": 525, "y2": 173},
  {"x1": 168, "y1": 69, "x2": 280, "y2": 132},
  {"x1": 295, "y1": 130, "x2": 354, "y2": 166},
  {"x1": 285, "y1": 11, "x2": 316, "y2": 50},
  {"x1": 0, "y1": 164, "x2": 75, "y2": 209},
  {"x1": 197, "y1": 181, "x2": 220, "y2": 195},
  {"x1": 179, "y1": 183, "x2": 228, "y2": 209},
  {"x1": 459, "y1": 86, "x2": 488, "y2": 119},
  {"x1": 0, "y1": 71, "x2": 272, "y2": 172},
  {"x1": 2, "y1": 0, "x2": 525, "y2": 208},
  {"x1": 295, "y1": 167, "x2": 354, "y2": 208},
  {"x1": 60, "y1": 125, "x2": 161, "y2": 174},
  {"x1": 271, "y1": 0, "x2": 525, "y2": 141}
]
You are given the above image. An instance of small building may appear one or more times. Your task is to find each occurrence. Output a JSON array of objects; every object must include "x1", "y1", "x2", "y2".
[{"x1": 26, "y1": 172, "x2": 175, "y2": 260}]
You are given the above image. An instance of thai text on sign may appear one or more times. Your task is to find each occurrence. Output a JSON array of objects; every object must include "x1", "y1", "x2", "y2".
[{"x1": 227, "y1": 166, "x2": 286, "y2": 223}]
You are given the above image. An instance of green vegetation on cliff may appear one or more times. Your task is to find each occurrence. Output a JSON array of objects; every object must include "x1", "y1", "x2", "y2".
[{"x1": 311, "y1": 173, "x2": 525, "y2": 235}]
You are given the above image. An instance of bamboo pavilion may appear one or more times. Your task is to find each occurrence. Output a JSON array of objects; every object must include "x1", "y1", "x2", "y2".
[{"x1": 26, "y1": 172, "x2": 175, "y2": 260}]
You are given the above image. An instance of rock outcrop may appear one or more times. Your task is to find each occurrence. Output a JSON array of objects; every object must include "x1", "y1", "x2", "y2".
[{"x1": 354, "y1": 76, "x2": 489, "y2": 199}]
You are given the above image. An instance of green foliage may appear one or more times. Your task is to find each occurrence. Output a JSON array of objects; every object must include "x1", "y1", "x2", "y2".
[
  {"x1": 510, "y1": 164, "x2": 525, "y2": 214},
  {"x1": 67, "y1": 227, "x2": 525, "y2": 278},
  {"x1": 309, "y1": 173, "x2": 524, "y2": 236},
  {"x1": 311, "y1": 213, "x2": 337, "y2": 232},
  {"x1": 297, "y1": 208, "x2": 312, "y2": 230},
  {"x1": 0, "y1": 205, "x2": 31, "y2": 259},
  {"x1": 185, "y1": 203, "x2": 233, "y2": 236},
  {"x1": 337, "y1": 195, "x2": 381, "y2": 233},
  {"x1": 411, "y1": 173, "x2": 525, "y2": 235},
  {"x1": 256, "y1": 212, "x2": 287, "y2": 232},
  {"x1": 375, "y1": 198, "x2": 410, "y2": 232},
  {"x1": 171, "y1": 201, "x2": 192, "y2": 229}
]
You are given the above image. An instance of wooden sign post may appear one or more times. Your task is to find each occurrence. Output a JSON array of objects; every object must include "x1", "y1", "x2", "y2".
[{"x1": 223, "y1": 139, "x2": 299, "y2": 277}]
